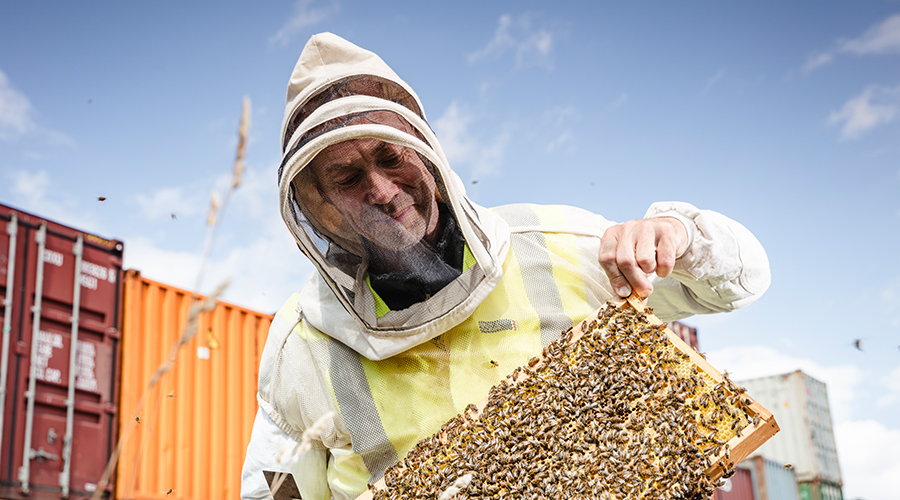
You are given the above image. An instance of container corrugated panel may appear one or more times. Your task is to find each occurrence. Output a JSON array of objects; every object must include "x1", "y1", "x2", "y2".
[
  {"x1": 741, "y1": 455, "x2": 799, "y2": 500},
  {"x1": 738, "y1": 371, "x2": 842, "y2": 484},
  {"x1": 665, "y1": 320, "x2": 699, "y2": 351},
  {"x1": 0, "y1": 203, "x2": 124, "y2": 499},
  {"x1": 116, "y1": 270, "x2": 272, "y2": 500},
  {"x1": 798, "y1": 481, "x2": 843, "y2": 500},
  {"x1": 714, "y1": 466, "x2": 755, "y2": 500}
]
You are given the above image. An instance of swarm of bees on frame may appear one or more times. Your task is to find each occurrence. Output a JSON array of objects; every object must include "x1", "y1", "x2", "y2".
[{"x1": 368, "y1": 301, "x2": 764, "y2": 500}]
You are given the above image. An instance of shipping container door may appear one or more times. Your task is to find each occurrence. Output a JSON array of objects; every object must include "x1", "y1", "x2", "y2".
[{"x1": 0, "y1": 205, "x2": 123, "y2": 500}]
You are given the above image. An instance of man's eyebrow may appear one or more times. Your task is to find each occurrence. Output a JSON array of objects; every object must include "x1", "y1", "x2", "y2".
[{"x1": 322, "y1": 163, "x2": 356, "y2": 174}]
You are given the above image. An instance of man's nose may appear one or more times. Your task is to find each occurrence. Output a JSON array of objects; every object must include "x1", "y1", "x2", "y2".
[{"x1": 364, "y1": 170, "x2": 400, "y2": 205}]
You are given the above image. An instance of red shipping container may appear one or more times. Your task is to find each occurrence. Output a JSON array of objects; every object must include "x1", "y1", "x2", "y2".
[
  {"x1": 714, "y1": 466, "x2": 756, "y2": 500},
  {"x1": 667, "y1": 320, "x2": 700, "y2": 351},
  {"x1": 0, "y1": 203, "x2": 123, "y2": 499}
]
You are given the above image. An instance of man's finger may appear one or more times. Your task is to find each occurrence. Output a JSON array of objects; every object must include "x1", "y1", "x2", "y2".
[
  {"x1": 599, "y1": 227, "x2": 632, "y2": 297},
  {"x1": 634, "y1": 225, "x2": 658, "y2": 275},
  {"x1": 655, "y1": 231, "x2": 678, "y2": 277},
  {"x1": 615, "y1": 227, "x2": 653, "y2": 297}
]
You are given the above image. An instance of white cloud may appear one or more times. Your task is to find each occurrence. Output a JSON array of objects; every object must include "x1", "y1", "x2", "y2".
[
  {"x1": 0, "y1": 69, "x2": 74, "y2": 145},
  {"x1": 135, "y1": 186, "x2": 204, "y2": 221},
  {"x1": 542, "y1": 106, "x2": 576, "y2": 153},
  {"x1": 468, "y1": 14, "x2": 555, "y2": 69},
  {"x1": 702, "y1": 69, "x2": 725, "y2": 94},
  {"x1": 122, "y1": 235, "x2": 206, "y2": 290},
  {"x1": 834, "y1": 419, "x2": 900, "y2": 500},
  {"x1": 37, "y1": 128, "x2": 76, "y2": 147},
  {"x1": 1, "y1": 167, "x2": 102, "y2": 235},
  {"x1": 0, "y1": 69, "x2": 35, "y2": 139},
  {"x1": 269, "y1": 0, "x2": 337, "y2": 47},
  {"x1": 123, "y1": 162, "x2": 311, "y2": 312},
  {"x1": 546, "y1": 105, "x2": 576, "y2": 126},
  {"x1": 7, "y1": 168, "x2": 50, "y2": 204},
  {"x1": 839, "y1": 14, "x2": 900, "y2": 55},
  {"x1": 203, "y1": 224, "x2": 313, "y2": 312},
  {"x1": 803, "y1": 52, "x2": 835, "y2": 72},
  {"x1": 433, "y1": 102, "x2": 475, "y2": 165},
  {"x1": 876, "y1": 365, "x2": 900, "y2": 408},
  {"x1": 827, "y1": 85, "x2": 900, "y2": 139},
  {"x1": 545, "y1": 131, "x2": 572, "y2": 153},
  {"x1": 433, "y1": 101, "x2": 509, "y2": 181},
  {"x1": 804, "y1": 14, "x2": 900, "y2": 72},
  {"x1": 123, "y1": 204, "x2": 311, "y2": 313},
  {"x1": 883, "y1": 277, "x2": 900, "y2": 327}
]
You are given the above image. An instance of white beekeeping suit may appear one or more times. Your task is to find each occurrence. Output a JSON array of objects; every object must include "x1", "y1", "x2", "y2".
[{"x1": 241, "y1": 32, "x2": 770, "y2": 500}]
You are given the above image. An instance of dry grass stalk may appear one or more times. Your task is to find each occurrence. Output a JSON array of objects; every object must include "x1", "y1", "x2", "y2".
[
  {"x1": 195, "y1": 96, "x2": 250, "y2": 291},
  {"x1": 207, "y1": 191, "x2": 221, "y2": 226},
  {"x1": 90, "y1": 98, "x2": 251, "y2": 500},
  {"x1": 271, "y1": 411, "x2": 336, "y2": 496},
  {"x1": 233, "y1": 96, "x2": 250, "y2": 188}
]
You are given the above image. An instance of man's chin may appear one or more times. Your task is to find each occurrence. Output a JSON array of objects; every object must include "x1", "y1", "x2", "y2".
[{"x1": 364, "y1": 226, "x2": 424, "y2": 252}]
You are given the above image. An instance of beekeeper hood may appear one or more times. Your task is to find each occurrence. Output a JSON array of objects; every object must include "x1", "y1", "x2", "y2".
[{"x1": 278, "y1": 33, "x2": 510, "y2": 359}]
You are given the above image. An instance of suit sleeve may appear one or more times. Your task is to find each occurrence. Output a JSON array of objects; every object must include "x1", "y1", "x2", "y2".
[{"x1": 644, "y1": 201, "x2": 771, "y2": 321}]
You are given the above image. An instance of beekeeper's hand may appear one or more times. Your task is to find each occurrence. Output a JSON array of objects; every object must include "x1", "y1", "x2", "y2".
[{"x1": 598, "y1": 217, "x2": 688, "y2": 298}]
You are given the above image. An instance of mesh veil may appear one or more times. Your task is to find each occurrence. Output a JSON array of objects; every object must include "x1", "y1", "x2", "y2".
[{"x1": 279, "y1": 74, "x2": 495, "y2": 335}]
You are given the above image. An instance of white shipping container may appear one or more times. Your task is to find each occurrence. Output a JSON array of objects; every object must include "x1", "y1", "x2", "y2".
[{"x1": 737, "y1": 371, "x2": 842, "y2": 485}]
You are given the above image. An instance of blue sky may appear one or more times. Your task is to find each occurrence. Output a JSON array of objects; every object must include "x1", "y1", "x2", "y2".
[{"x1": 2, "y1": 2, "x2": 899, "y2": 498}]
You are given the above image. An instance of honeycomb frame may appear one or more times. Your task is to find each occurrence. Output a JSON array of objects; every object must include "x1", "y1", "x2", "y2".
[{"x1": 356, "y1": 295, "x2": 779, "y2": 499}]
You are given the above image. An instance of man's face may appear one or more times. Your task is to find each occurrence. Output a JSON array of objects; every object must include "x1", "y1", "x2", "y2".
[{"x1": 308, "y1": 114, "x2": 440, "y2": 251}]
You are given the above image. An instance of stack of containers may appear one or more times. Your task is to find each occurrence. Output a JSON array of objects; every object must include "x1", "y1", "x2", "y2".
[
  {"x1": 1, "y1": 201, "x2": 276, "y2": 499},
  {"x1": 738, "y1": 371, "x2": 843, "y2": 500}
]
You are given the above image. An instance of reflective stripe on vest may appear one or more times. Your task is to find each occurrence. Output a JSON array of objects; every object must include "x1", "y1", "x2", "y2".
[{"x1": 304, "y1": 204, "x2": 601, "y2": 493}]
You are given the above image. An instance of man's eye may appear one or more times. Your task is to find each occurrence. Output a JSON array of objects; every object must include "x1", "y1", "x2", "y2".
[
  {"x1": 381, "y1": 153, "x2": 402, "y2": 167},
  {"x1": 334, "y1": 174, "x2": 360, "y2": 187}
]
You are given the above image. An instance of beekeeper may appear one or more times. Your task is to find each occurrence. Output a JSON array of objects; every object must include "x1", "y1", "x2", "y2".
[{"x1": 241, "y1": 32, "x2": 770, "y2": 500}]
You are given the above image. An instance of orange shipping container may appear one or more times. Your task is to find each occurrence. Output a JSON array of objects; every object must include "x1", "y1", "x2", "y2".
[{"x1": 117, "y1": 270, "x2": 272, "y2": 500}]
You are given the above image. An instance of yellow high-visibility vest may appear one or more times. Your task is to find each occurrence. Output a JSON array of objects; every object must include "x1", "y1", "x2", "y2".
[{"x1": 284, "y1": 204, "x2": 612, "y2": 497}]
